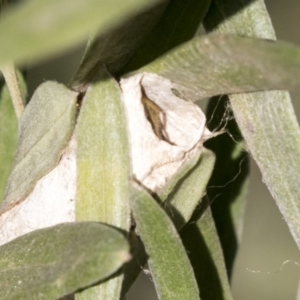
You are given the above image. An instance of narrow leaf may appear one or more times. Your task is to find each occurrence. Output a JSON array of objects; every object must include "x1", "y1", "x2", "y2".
[
  {"x1": 163, "y1": 148, "x2": 216, "y2": 229},
  {"x1": 202, "y1": 0, "x2": 271, "y2": 274},
  {"x1": 204, "y1": 96, "x2": 249, "y2": 273},
  {"x1": 76, "y1": 70, "x2": 130, "y2": 299},
  {"x1": 141, "y1": 34, "x2": 300, "y2": 102},
  {"x1": 230, "y1": 89, "x2": 300, "y2": 246},
  {"x1": 158, "y1": 150, "x2": 203, "y2": 202},
  {"x1": 203, "y1": 0, "x2": 275, "y2": 38},
  {"x1": 122, "y1": 0, "x2": 211, "y2": 73},
  {"x1": 76, "y1": 71, "x2": 130, "y2": 233},
  {"x1": 0, "y1": 84, "x2": 17, "y2": 203},
  {"x1": 71, "y1": 1, "x2": 168, "y2": 91},
  {"x1": 181, "y1": 198, "x2": 233, "y2": 300},
  {"x1": 131, "y1": 185, "x2": 200, "y2": 300},
  {"x1": 0, "y1": 72, "x2": 26, "y2": 203},
  {"x1": 122, "y1": 148, "x2": 215, "y2": 296},
  {"x1": 0, "y1": 222, "x2": 130, "y2": 300},
  {"x1": 203, "y1": 0, "x2": 300, "y2": 250},
  {"x1": 0, "y1": 0, "x2": 163, "y2": 66},
  {"x1": 1, "y1": 81, "x2": 77, "y2": 213}
]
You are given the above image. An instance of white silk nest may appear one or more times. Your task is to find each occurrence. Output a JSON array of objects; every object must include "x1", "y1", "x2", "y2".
[{"x1": 0, "y1": 73, "x2": 213, "y2": 245}]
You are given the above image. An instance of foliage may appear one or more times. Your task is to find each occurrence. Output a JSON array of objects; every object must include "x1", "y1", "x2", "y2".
[{"x1": 0, "y1": 0, "x2": 299, "y2": 299}]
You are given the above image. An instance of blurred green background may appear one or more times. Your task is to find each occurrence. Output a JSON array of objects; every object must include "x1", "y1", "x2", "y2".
[{"x1": 25, "y1": 1, "x2": 300, "y2": 299}]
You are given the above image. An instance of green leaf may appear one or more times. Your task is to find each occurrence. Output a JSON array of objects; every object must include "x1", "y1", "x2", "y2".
[
  {"x1": 181, "y1": 198, "x2": 233, "y2": 300},
  {"x1": 0, "y1": 98, "x2": 17, "y2": 204},
  {"x1": 140, "y1": 33, "x2": 300, "y2": 102},
  {"x1": 0, "y1": 85, "x2": 17, "y2": 203},
  {"x1": 203, "y1": 1, "x2": 300, "y2": 250},
  {"x1": 158, "y1": 151, "x2": 203, "y2": 202},
  {"x1": 0, "y1": 72, "x2": 26, "y2": 203},
  {"x1": 71, "y1": 1, "x2": 168, "y2": 91},
  {"x1": 230, "y1": 87, "x2": 300, "y2": 246},
  {"x1": 122, "y1": 149, "x2": 215, "y2": 296},
  {"x1": 76, "y1": 70, "x2": 130, "y2": 300},
  {"x1": 203, "y1": 0, "x2": 275, "y2": 38},
  {"x1": 0, "y1": 222, "x2": 130, "y2": 300},
  {"x1": 131, "y1": 185, "x2": 200, "y2": 300},
  {"x1": 121, "y1": 0, "x2": 212, "y2": 74},
  {"x1": 1, "y1": 81, "x2": 77, "y2": 213},
  {"x1": 76, "y1": 70, "x2": 130, "y2": 232},
  {"x1": 0, "y1": 0, "x2": 163, "y2": 66},
  {"x1": 163, "y1": 148, "x2": 216, "y2": 229},
  {"x1": 204, "y1": 96, "x2": 249, "y2": 274}
]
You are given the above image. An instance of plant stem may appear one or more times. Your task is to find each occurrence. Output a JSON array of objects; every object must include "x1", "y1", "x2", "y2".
[{"x1": 1, "y1": 63, "x2": 25, "y2": 120}]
